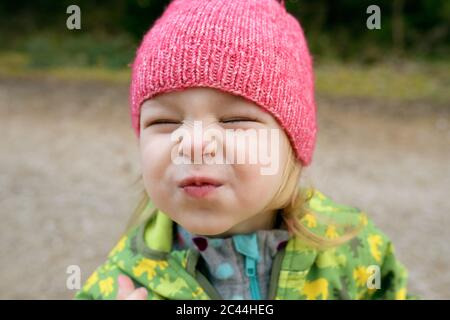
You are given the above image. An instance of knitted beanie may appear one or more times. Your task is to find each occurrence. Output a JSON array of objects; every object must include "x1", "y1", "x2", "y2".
[{"x1": 129, "y1": 0, "x2": 317, "y2": 166}]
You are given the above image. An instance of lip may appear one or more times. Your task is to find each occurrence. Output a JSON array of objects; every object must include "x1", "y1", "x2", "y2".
[
  {"x1": 178, "y1": 176, "x2": 223, "y2": 198},
  {"x1": 178, "y1": 176, "x2": 223, "y2": 188}
]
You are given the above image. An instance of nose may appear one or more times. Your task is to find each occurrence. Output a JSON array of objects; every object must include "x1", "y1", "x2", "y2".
[{"x1": 176, "y1": 121, "x2": 221, "y2": 163}]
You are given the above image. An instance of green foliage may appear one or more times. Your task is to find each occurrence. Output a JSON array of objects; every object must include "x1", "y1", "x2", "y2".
[
  {"x1": 0, "y1": 0, "x2": 448, "y2": 68},
  {"x1": 22, "y1": 33, "x2": 135, "y2": 69}
]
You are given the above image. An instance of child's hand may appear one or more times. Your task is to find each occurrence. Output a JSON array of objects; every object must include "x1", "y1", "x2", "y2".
[{"x1": 117, "y1": 274, "x2": 148, "y2": 300}]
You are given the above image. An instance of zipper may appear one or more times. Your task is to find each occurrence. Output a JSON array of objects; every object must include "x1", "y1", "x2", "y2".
[
  {"x1": 191, "y1": 247, "x2": 264, "y2": 300},
  {"x1": 245, "y1": 255, "x2": 262, "y2": 300},
  {"x1": 232, "y1": 233, "x2": 262, "y2": 300},
  {"x1": 187, "y1": 235, "x2": 284, "y2": 300}
]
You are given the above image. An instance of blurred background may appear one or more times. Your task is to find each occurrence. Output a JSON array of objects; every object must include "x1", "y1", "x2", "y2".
[{"x1": 0, "y1": 0, "x2": 449, "y2": 299}]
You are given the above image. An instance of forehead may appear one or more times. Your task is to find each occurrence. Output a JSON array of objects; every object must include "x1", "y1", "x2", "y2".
[{"x1": 141, "y1": 87, "x2": 263, "y2": 114}]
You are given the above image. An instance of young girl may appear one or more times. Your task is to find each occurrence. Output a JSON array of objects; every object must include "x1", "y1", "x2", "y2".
[{"x1": 75, "y1": 0, "x2": 412, "y2": 300}]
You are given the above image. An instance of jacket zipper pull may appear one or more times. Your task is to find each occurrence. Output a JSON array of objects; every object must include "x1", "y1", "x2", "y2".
[
  {"x1": 233, "y1": 233, "x2": 262, "y2": 300},
  {"x1": 245, "y1": 256, "x2": 261, "y2": 300}
]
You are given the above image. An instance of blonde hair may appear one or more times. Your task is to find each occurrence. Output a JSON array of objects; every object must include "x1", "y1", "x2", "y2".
[
  {"x1": 256, "y1": 134, "x2": 364, "y2": 249},
  {"x1": 125, "y1": 134, "x2": 363, "y2": 249}
]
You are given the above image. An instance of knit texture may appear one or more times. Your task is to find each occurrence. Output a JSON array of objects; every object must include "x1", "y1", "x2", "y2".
[{"x1": 129, "y1": 0, "x2": 317, "y2": 166}]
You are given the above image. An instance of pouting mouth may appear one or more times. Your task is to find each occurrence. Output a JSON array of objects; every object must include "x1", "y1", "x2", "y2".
[{"x1": 178, "y1": 176, "x2": 223, "y2": 188}]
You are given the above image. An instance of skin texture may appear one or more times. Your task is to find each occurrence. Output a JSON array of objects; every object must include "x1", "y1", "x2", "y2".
[
  {"x1": 118, "y1": 87, "x2": 293, "y2": 300},
  {"x1": 117, "y1": 88, "x2": 296, "y2": 300},
  {"x1": 139, "y1": 87, "x2": 291, "y2": 238}
]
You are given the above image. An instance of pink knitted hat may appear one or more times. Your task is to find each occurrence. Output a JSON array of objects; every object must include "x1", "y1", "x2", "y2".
[{"x1": 129, "y1": 0, "x2": 317, "y2": 166}]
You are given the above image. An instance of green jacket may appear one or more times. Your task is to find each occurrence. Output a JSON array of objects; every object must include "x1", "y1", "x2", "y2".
[{"x1": 74, "y1": 189, "x2": 412, "y2": 300}]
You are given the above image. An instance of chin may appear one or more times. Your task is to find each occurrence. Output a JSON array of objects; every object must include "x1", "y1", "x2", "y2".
[{"x1": 177, "y1": 217, "x2": 235, "y2": 237}]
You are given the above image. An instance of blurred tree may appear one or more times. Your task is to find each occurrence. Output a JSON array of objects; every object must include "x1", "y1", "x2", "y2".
[{"x1": 0, "y1": 0, "x2": 448, "y2": 65}]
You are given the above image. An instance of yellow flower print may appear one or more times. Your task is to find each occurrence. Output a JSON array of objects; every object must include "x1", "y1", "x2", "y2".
[
  {"x1": 99, "y1": 277, "x2": 115, "y2": 297},
  {"x1": 303, "y1": 278, "x2": 329, "y2": 300},
  {"x1": 309, "y1": 191, "x2": 341, "y2": 213},
  {"x1": 192, "y1": 287, "x2": 205, "y2": 298},
  {"x1": 181, "y1": 256, "x2": 188, "y2": 268},
  {"x1": 314, "y1": 190, "x2": 326, "y2": 201},
  {"x1": 303, "y1": 213, "x2": 317, "y2": 228},
  {"x1": 108, "y1": 236, "x2": 128, "y2": 258},
  {"x1": 396, "y1": 288, "x2": 407, "y2": 300},
  {"x1": 359, "y1": 213, "x2": 368, "y2": 226},
  {"x1": 84, "y1": 271, "x2": 99, "y2": 291},
  {"x1": 368, "y1": 234, "x2": 383, "y2": 262},
  {"x1": 325, "y1": 225, "x2": 339, "y2": 239},
  {"x1": 100, "y1": 261, "x2": 115, "y2": 272},
  {"x1": 133, "y1": 258, "x2": 169, "y2": 280},
  {"x1": 353, "y1": 266, "x2": 369, "y2": 287}
]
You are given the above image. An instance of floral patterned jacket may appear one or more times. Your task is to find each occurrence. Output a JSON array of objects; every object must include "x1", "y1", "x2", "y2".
[{"x1": 74, "y1": 189, "x2": 414, "y2": 300}]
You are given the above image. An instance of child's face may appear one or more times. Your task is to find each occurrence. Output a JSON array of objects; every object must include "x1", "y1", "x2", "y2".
[{"x1": 139, "y1": 87, "x2": 292, "y2": 237}]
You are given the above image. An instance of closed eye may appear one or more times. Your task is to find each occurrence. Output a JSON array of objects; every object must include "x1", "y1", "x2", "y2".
[
  {"x1": 220, "y1": 117, "x2": 259, "y2": 123},
  {"x1": 144, "y1": 119, "x2": 180, "y2": 127}
]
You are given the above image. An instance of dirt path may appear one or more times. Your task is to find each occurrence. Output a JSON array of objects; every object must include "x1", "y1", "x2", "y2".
[{"x1": 0, "y1": 76, "x2": 449, "y2": 299}]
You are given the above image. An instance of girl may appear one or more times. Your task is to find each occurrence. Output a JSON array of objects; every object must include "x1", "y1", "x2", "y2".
[{"x1": 75, "y1": 0, "x2": 412, "y2": 300}]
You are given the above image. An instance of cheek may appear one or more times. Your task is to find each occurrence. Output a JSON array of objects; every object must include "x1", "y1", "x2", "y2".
[
  {"x1": 229, "y1": 131, "x2": 289, "y2": 210},
  {"x1": 139, "y1": 135, "x2": 173, "y2": 190},
  {"x1": 232, "y1": 162, "x2": 283, "y2": 209}
]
